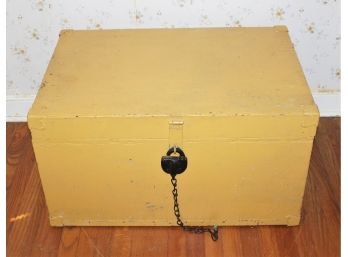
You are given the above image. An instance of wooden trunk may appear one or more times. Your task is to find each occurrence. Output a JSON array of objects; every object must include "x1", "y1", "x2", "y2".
[{"x1": 28, "y1": 27, "x2": 319, "y2": 226}]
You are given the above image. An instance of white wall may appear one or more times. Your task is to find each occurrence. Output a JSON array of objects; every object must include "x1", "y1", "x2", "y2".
[{"x1": 6, "y1": 0, "x2": 340, "y2": 120}]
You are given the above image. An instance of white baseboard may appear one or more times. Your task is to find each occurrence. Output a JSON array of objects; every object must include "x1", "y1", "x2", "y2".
[
  {"x1": 312, "y1": 92, "x2": 340, "y2": 117},
  {"x1": 6, "y1": 96, "x2": 35, "y2": 122},
  {"x1": 6, "y1": 92, "x2": 340, "y2": 122}
]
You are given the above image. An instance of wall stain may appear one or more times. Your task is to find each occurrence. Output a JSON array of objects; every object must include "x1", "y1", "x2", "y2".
[
  {"x1": 200, "y1": 14, "x2": 211, "y2": 25},
  {"x1": 307, "y1": 23, "x2": 315, "y2": 33},
  {"x1": 129, "y1": 10, "x2": 144, "y2": 23},
  {"x1": 8, "y1": 80, "x2": 14, "y2": 89},
  {"x1": 234, "y1": 20, "x2": 242, "y2": 27},
  {"x1": 319, "y1": 0, "x2": 334, "y2": 4},
  {"x1": 135, "y1": 11, "x2": 143, "y2": 23},
  {"x1": 335, "y1": 69, "x2": 340, "y2": 79},
  {"x1": 36, "y1": 0, "x2": 45, "y2": 11},
  {"x1": 273, "y1": 8, "x2": 285, "y2": 20},
  {"x1": 31, "y1": 29, "x2": 40, "y2": 40},
  {"x1": 87, "y1": 19, "x2": 102, "y2": 30},
  {"x1": 176, "y1": 0, "x2": 192, "y2": 7},
  {"x1": 13, "y1": 47, "x2": 26, "y2": 55},
  {"x1": 60, "y1": 18, "x2": 70, "y2": 28}
]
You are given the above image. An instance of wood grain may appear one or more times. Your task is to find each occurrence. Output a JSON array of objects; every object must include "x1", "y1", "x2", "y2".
[{"x1": 6, "y1": 118, "x2": 340, "y2": 257}]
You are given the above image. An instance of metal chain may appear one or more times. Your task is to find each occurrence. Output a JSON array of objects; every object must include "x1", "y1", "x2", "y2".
[{"x1": 170, "y1": 176, "x2": 219, "y2": 241}]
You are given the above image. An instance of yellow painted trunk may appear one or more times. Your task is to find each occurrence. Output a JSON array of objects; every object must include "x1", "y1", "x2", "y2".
[{"x1": 28, "y1": 27, "x2": 319, "y2": 226}]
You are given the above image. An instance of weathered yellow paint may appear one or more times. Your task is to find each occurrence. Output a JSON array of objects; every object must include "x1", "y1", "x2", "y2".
[{"x1": 28, "y1": 27, "x2": 319, "y2": 227}]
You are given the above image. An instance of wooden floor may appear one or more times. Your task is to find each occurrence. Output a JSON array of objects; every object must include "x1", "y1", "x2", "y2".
[{"x1": 6, "y1": 118, "x2": 340, "y2": 257}]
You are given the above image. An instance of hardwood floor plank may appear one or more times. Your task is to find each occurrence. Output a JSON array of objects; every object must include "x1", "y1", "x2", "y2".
[
  {"x1": 220, "y1": 228, "x2": 244, "y2": 257},
  {"x1": 109, "y1": 227, "x2": 132, "y2": 257},
  {"x1": 6, "y1": 119, "x2": 340, "y2": 257},
  {"x1": 184, "y1": 231, "x2": 205, "y2": 257},
  {"x1": 166, "y1": 227, "x2": 186, "y2": 257},
  {"x1": 6, "y1": 123, "x2": 16, "y2": 149},
  {"x1": 80, "y1": 227, "x2": 114, "y2": 257},
  {"x1": 257, "y1": 226, "x2": 281, "y2": 257},
  {"x1": 203, "y1": 229, "x2": 224, "y2": 257},
  {"x1": 129, "y1": 227, "x2": 168, "y2": 257},
  {"x1": 6, "y1": 123, "x2": 34, "y2": 203},
  {"x1": 25, "y1": 163, "x2": 63, "y2": 257},
  {"x1": 74, "y1": 228, "x2": 96, "y2": 257},
  {"x1": 238, "y1": 227, "x2": 263, "y2": 257},
  {"x1": 57, "y1": 228, "x2": 81, "y2": 257}
]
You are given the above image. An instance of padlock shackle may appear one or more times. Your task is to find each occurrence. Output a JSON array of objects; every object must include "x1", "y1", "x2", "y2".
[{"x1": 167, "y1": 147, "x2": 185, "y2": 157}]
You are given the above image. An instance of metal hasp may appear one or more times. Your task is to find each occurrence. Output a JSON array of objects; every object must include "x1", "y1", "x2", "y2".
[{"x1": 161, "y1": 147, "x2": 219, "y2": 241}]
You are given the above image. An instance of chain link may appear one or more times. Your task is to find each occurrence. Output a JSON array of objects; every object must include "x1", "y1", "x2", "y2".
[{"x1": 170, "y1": 177, "x2": 219, "y2": 241}]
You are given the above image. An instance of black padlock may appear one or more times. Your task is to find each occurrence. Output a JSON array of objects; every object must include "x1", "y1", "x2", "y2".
[{"x1": 161, "y1": 147, "x2": 188, "y2": 177}]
